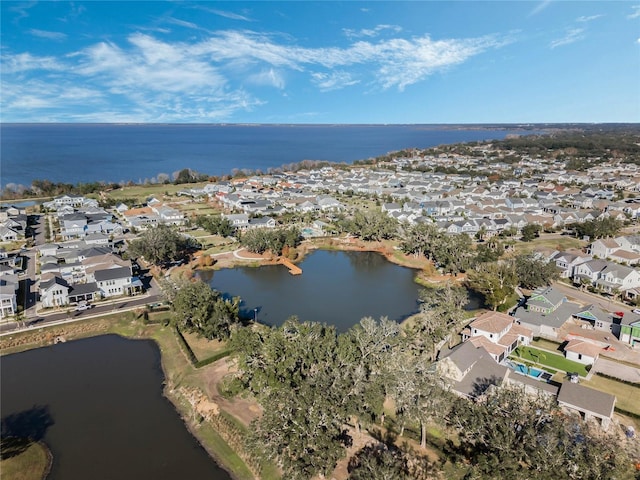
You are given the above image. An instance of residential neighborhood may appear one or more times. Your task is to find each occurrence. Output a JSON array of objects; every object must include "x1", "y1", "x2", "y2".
[{"x1": 2, "y1": 136, "x2": 640, "y2": 478}]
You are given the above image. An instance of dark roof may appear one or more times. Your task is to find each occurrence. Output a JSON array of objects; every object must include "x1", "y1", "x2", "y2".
[
  {"x1": 95, "y1": 266, "x2": 131, "y2": 282},
  {"x1": 40, "y1": 276, "x2": 69, "y2": 290},
  {"x1": 445, "y1": 341, "x2": 483, "y2": 373},
  {"x1": 69, "y1": 282, "x2": 99, "y2": 296},
  {"x1": 453, "y1": 356, "x2": 509, "y2": 398},
  {"x1": 557, "y1": 382, "x2": 616, "y2": 418}
]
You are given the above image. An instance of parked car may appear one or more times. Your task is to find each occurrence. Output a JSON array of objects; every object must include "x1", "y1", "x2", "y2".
[
  {"x1": 632, "y1": 308, "x2": 640, "y2": 315},
  {"x1": 75, "y1": 302, "x2": 93, "y2": 311}
]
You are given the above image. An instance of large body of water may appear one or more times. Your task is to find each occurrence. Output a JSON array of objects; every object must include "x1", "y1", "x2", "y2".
[
  {"x1": 199, "y1": 250, "x2": 481, "y2": 332},
  {"x1": 0, "y1": 123, "x2": 525, "y2": 188},
  {"x1": 0, "y1": 335, "x2": 232, "y2": 480}
]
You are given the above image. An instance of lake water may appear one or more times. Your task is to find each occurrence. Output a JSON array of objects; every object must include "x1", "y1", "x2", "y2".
[
  {"x1": 0, "y1": 335, "x2": 232, "y2": 480},
  {"x1": 0, "y1": 124, "x2": 525, "y2": 188},
  {"x1": 201, "y1": 249, "x2": 470, "y2": 331}
]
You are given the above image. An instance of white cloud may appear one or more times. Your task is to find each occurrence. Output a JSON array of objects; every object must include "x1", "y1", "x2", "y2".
[
  {"x1": 165, "y1": 17, "x2": 201, "y2": 30},
  {"x1": 529, "y1": 0, "x2": 552, "y2": 17},
  {"x1": 343, "y1": 24, "x2": 403, "y2": 39},
  {"x1": 311, "y1": 71, "x2": 359, "y2": 91},
  {"x1": 1, "y1": 52, "x2": 65, "y2": 73},
  {"x1": 247, "y1": 68, "x2": 286, "y2": 89},
  {"x1": 27, "y1": 29, "x2": 67, "y2": 41},
  {"x1": 550, "y1": 28, "x2": 585, "y2": 48},
  {"x1": 628, "y1": 5, "x2": 640, "y2": 19},
  {"x1": 1, "y1": 27, "x2": 508, "y2": 121},
  {"x1": 197, "y1": 6, "x2": 252, "y2": 22},
  {"x1": 576, "y1": 14, "x2": 603, "y2": 23}
]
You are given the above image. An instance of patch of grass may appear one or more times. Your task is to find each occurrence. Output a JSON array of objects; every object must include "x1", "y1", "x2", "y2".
[
  {"x1": 181, "y1": 331, "x2": 228, "y2": 361},
  {"x1": 0, "y1": 442, "x2": 50, "y2": 480},
  {"x1": 511, "y1": 346, "x2": 588, "y2": 377},
  {"x1": 193, "y1": 424, "x2": 255, "y2": 480},
  {"x1": 531, "y1": 338, "x2": 564, "y2": 353},
  {"x1": 512, "y1": 236, "x2": 586, "y2": 255},
  {"x1": 583, "y1": 375, "x2": 640, "y2": 416}
]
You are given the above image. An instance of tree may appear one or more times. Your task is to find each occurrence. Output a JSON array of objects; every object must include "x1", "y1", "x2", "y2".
[
  {"x1": 515, "y1": 253, "x2": 559, "y2": 289},
  {"x1": 127, "y1": 224, "x2": 196, "y2": 266},
  {"x1": 447, "y1": 385, "x2": 633, "y2": 479},
  {"x1": 521, "y1": 223, "x2": 541, "y2": 242},
  {"x1": 408, "y1": 283, "x2": 470, "y2": 357},
  {"x1": 347, "y1": 444, "x2": 437, "y2": 480},
  {"x1": 467, "y1": 261, "x2": 518, "y2": 311},
  {"x1": 171, "y1": 279, "x2": 240, "y2": 339},
  {"x1": 195, "y1": 215, "x2": 235, "y2": 237},
  {"x1": 240, "y1": 227, "x2": 301, "y2": 255},
  {"x1": 233, "y1": 319, "x2": 352, "y2": 479},
  {"x1": 341, "y1": 210, "x2": 398, "y2": 242},
  {"x1": 572, "y1": 217, "x2": 623, "y2": 239}
]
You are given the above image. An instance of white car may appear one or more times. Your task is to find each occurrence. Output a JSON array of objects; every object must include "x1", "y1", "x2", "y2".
[
  {"x1": 75, "y1": 302, "x2": 92, "y2": 311},
  {"x1": 632, "y1": 309, "x2": 640, "y2": 315}
]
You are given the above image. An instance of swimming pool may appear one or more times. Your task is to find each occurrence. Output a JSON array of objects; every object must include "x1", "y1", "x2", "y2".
[{"x1": 514, "y1": 363, "x2": 543, "y2": 377}]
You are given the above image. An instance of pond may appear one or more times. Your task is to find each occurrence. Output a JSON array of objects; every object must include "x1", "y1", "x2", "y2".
[
  {"x1": 199, "y1": 250, "x2": 483, "y2": 332},
  {"x1": 0, "y1": 335, "x2": 232, "y2": 480}
]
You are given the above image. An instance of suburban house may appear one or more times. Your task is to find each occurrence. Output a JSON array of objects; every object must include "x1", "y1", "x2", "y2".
[
  {"x1": 460, "y1": 311, "x2": 533, "y2": 363},
  {"x1": 0, "y1": 272, "x2": 18, "y2": 319},
  {"x1": 525, "y1": 286, "x2": 567, "y2": 314},
  {"x1": 437, "y1": 341, "x2": 511, "y2": 398},
  {"x1": 94, "y1": 266, "x2": 136, "y2": 298},
  {"x1": 548, "y1": 250, "x2": 592, "y2": 278},
  {"x1": 557, "y1": 382, "x2": 616, "y2": 430},
  {"x1": 39, "y1": 276, "x2": 71, "y2": 308},
  {"x1": 562, "y1": 337, "x2": 602, "y2": 365},
  {"x1": 619, "y1": 317, "x2": 640, "y2": 347}
]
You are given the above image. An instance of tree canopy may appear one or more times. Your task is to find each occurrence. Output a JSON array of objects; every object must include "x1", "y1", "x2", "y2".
[
  {"x1": 171, "y1": 279, "x2": 240, "y2": 340},
  {"x1": 127, "y1": 224, "x2": 196, "y2": 266}
]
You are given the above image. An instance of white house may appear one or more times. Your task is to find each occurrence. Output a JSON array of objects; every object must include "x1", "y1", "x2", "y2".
[
  {"x1": 39, "y1": 276, "x2": 70, "y2": 308},
  {"x1": 461, "y1": 311, "x2": 533, "y2": 363},
  {"x1": 95, "y1": 266, "x2": 133, "y2": 298}
]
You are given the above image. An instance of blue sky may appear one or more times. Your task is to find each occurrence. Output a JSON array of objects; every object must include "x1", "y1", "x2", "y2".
[{"x1": 1, "y1": 1, "x2": 639, "y2": 123}]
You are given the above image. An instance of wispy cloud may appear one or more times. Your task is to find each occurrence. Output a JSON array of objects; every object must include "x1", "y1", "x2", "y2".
[
  {"x1": 628, "y1": 5, "x2": 640, "y2": 19},
  {"x1": 311, "y1": 71, "x2": 359, "y2": 91},
  {"x1": 1, "y1": 52, "x2": 66, "y2": 73},
  {"x1": 529, "y1": 0, "x2": 552, "y2": 17},
  {"x1": 1, "y1": 28, "x2": 508, "y2": 121},
  {"x1": 576, "y1": 14, "x2": 603, "y2": 23},
  {"x1": 8, "y1": 1, "x2": 36, "y2": 23},
  {"x1": 165, "y1": 17, "x2": 201, "y2": 31},
  {"x1": 246, "y1": 68, "x2": 286, "y2": 89},
  {"x1": 28, "y1": 29, "x2": 68, "y2": 41},
  {"x1": 343, "y1": 24, "x2": 403, "y2": 39},
  {"x1": 197, "y1": 6, "x2": 252, "y2": 22},
  {"x1": 550, "y1": 27, "x2": 585, "y2": 48}
]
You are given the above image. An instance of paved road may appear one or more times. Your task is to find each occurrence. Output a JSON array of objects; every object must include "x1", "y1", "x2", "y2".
[
  {"x1": 552, "y1": 281, "x2": 633, "y2": 315},
  {"x1": 0, "y1": 293, "x2": 162, "y2": 335}
]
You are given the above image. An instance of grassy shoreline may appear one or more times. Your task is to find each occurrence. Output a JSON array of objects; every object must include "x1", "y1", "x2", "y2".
[
  {"x1": 0, "y1": 441, "x2": 52, "y2": 480},
  {"x1": 0, "y1": 316, "x2": 257, "y2": 480}
]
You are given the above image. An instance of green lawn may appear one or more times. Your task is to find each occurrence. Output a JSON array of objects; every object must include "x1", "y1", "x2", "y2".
[
  {"x1": 512, "y1": 236, "x2": 586, "y2": 255},
  {"x1": 511, "y1": 346, "x2": 589, "y2": 377},
  {"x1": 584, "y1": 375, "x2": 640, "y2": 416}
]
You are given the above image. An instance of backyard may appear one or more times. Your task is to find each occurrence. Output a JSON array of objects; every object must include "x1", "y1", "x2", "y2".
[{"x1": 511, "y1": 345, "x2": 589, "y2": 377}]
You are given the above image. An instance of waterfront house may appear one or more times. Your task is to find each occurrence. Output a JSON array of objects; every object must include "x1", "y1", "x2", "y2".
[
  {"x1": 95, "y1": 266, "x2": 134, "y2": 298},
  {"x1": 460, "y1": 311, "x2": 533, "y2": 363},
  {"x1": 39, "y1": 276, "x2": 70, "y2": 308}
]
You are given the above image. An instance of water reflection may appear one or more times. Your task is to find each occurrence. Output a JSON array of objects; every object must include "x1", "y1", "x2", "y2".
[{"x1": 0, "y1": 335, "x2": 231, "y2": 480}]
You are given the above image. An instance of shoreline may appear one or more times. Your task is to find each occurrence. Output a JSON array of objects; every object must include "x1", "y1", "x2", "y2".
[{"x1": 0, "y1": 240, "x2": 460, "y2": 480}]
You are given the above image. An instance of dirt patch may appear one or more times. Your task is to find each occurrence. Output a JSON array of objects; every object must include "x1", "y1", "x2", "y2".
[{"x1": 198, "y1": 357, "x2": 262, "y2": 427}]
